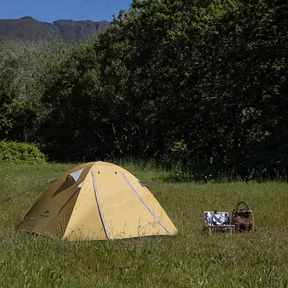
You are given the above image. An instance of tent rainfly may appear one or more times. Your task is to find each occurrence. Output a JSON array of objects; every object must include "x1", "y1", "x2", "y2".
[{"x1": 18, "y1": 161, "x2": 177, "y2": 241}]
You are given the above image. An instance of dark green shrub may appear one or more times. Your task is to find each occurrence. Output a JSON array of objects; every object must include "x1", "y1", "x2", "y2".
[{"x1": 0, "y1": 140, "x2": 46, "y2": 164}]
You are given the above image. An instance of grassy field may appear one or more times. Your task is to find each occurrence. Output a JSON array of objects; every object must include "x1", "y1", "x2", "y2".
[{"x1": 0, "y1": 162, "x2": 288, "y2": 288}]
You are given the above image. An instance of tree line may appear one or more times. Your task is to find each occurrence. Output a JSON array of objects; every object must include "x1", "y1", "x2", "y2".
[{"x1": 0, "y1": 0, "x2": 287, "y2": 177}]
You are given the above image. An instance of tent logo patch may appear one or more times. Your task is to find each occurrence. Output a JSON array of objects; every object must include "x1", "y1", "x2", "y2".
[{"x1": 41, "y1": 210, "x2": 50, "y2": 218}]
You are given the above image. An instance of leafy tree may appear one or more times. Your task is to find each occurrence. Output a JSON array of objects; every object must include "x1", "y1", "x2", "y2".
[
  {"x1": 0, "y1": 38, "x2": 72, "y2": 142},
  {"x1": 1, "y1": 0, "x2": 287, "y2": 178}
]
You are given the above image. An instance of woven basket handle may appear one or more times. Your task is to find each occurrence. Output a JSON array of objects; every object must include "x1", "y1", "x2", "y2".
[{"x1": 235, "y1": 201, "x2": 249, "y2": 211}]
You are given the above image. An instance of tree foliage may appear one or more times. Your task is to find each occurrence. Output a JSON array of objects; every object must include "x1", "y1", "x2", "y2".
[{"x1": 0, "y1": 0, "x2": 287, "y2": 177}]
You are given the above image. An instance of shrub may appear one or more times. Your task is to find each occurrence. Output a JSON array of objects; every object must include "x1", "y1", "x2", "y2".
[{"x1": 0, "y1": 140, "x2": 46, "y2": 164}]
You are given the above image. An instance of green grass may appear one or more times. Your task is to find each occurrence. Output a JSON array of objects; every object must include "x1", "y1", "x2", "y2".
[{"x1": 0, "y1": 163, "x2": 288, "y2": 288}]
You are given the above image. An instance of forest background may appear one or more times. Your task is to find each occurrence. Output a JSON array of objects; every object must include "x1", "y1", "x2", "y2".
[{"x1": 0, "y1": 0, "x2": 287, "y2": 180}]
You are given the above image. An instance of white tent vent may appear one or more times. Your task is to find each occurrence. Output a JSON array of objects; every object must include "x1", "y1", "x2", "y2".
[{"x1": 68, "y1": 168, "x2": 84, "y2": 182}]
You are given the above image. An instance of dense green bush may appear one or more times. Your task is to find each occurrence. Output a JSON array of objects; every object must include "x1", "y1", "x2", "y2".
[{"x1": 0, "y1": 140, "x2": 46, "y2": 164}]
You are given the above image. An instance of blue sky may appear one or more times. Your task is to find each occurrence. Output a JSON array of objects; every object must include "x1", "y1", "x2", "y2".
[{"x1": 0, "y1": 0, "x2": 132, "y2": 22}]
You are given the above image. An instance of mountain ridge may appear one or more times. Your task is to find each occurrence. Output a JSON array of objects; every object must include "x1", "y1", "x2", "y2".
[{"x1": 0, "y1": 16, "x2": 110, "y2": 42}]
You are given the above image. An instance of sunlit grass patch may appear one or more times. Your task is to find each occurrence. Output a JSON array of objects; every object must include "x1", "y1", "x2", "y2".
[{"x1": 0, "y1": 163, "x2": 288, "y2": 287}]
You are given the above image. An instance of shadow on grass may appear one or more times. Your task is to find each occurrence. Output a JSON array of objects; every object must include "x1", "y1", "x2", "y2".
[{"x1": 159, "y1": 166, "x2": 287, "y2": 184}]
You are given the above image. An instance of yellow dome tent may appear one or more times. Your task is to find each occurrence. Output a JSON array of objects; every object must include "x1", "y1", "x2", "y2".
[{"x1": 18, "y1": 161, "x2": 177, "y2": 241}]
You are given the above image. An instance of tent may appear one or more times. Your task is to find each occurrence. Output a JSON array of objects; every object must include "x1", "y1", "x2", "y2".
[{"x1": 18, "y1": 161, "x2": 177, "y2": 241}]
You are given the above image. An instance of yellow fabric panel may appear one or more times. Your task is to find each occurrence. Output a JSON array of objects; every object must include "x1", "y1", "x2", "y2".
[
  {"x1": 40, "y1": 188, "x2": 80, "y2": 239},
  {"x1": 18, "y1": 162, "x2": 94, "y2": 237},
  {"x1": 123, "y1": 171, "x2": 178, "y2": 235},
  {"x1": 63, "y1": 170, "x2": 107, "y2": 241},
  {"x1": 18, "y1": 179, "x2": 81, "y2": 238},
  {"x1": 90, "y1": 163, "x2": 176, "y2": 239}
]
